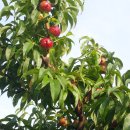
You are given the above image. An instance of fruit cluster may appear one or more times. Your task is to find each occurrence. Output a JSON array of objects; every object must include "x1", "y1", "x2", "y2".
[
  {"x1": 38, "y1": 0, "x2": 61, "y2": 49},
  {"x1": 99, "y1": 56, "x2": 107, "y2": 73},
  {"x1": 58, "y1": 117, "x2": 68, "y2": 127}
]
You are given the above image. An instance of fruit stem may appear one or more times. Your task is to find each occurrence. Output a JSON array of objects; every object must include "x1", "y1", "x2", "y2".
[
  {"x1": 37, "y1": 34, "x2": 45, "y2": 37},
  {"x1": 42, "y1": 53, "x2": 56, "y2": 70}
]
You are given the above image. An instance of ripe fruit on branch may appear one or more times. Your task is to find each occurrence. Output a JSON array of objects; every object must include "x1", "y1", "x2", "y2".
[
  {"x1": 100, "y1": 64, "x2": 107, "y2": 74},
  {"x1": 59, "y1": 117, "x2": 68, "y2": 127},
  {"x1": 39, "y1": 1, "x2": 52, "y2": 12},
  {"x1": 49, "y1": 26, "x2": 61, "y2": 37},
  {"x1": 99, "y1": 56, "x2": 106, "y2": 65},
  {"x1": 96, "y1": 88, "x2": 102, "y2": 91},
  {"x1": 99, "y1": 56, "x2": 107, "y2": 74},
  {"x1": 40, "y1": 37, "x2": 53, "y2": 49}
]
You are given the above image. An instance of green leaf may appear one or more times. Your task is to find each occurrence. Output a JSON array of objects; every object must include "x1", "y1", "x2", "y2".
[
  {"x1": 47, "y1": 70, "x2": 53, "y2": 79},
  {"x1": 114, "y1": 57, "x2": 123, "y2": 69},
  {"x1": 41, "y1": 75, "x2": 50, "y2": 89},
  {"x1": 65, "y1": 13, "x2": 74, "y2": 29},
  {"x1": 22, "y1": 69, "x2": 39, "y2": 77},
  {"x1": 5, "y1": 46, "x2": 12, "y2": 60},
  {"x1": 53, "y1": 0, "x2": 59, "y2": 5},
  {"x1": 0, "y1": 26, "x2": 10, "y2": 36},
  {"x1": 125, "y1": 79, "x2": 130, "y2": 87},
  {"x1": 79, "y1": 60, "x2": 86, "y2": 83},
  {"x1": 59, "y1": 89, "x2": 68, "y2": 108},
  {"x1": 23, "y1": 58, "x2": 30, "y2": 72},
  {"x1": 105, "y1": 107, "x2": 115, "y2": 124},
  {"x1": 31, "y1": 0, "x2": 39, "y2": 8},
  {"x1": 33, "y1": 50, "x2": 42, "y2": 68},
  {"x1": 76, "y1": 0, "x2": 84, "y2": 11},
  {"x1": 79, "y1": 36, "x2": 93, "y2": 50},
  {"x1": 115, "y1": 70, "x2": 123, "y2": 86},
  {"x1": 23, "y1": 40, "x2": 34, "y2": 56},
  {"x1": 50, "y1": 79, "x2": 61, "y2": 103},
  {"x1": 122, "y1": 70, "x2": 130, "y2": 86},
  {"x1": 31, "y1": 9, "x2": 39, "y2": 24},
  {"x1": 91, "y1": 112, "x2": 97, "y2": 125},
  {"x1": 107, "y1": 86, "x2": 119, "y2": 95},
  {"x1": 61, "y1": 20, "x2": 68, "y2": 33},
  {"x1": 56, "y1": 75, "x2": 67, "y2": 89},
  {"x1": 66, "y1": 31, "x2": 73, "y2": 36},
  {"x1": 68, "y1": 57, "x2": 76, "y2": 72},
  {"x1": 13, "y1": 93, "x2": 23, "y2": 107},
  {"x1": 113, "y1": 91, "x2": 124, "y2": 104},
  {"x1": 68, "y1": 85, "x2": 80, "y2": 106},
  {"x1": 38, "y1": 67, "x2": 46, "y2": 80},
  {"x1": 2, "y1": 0, "x2": 8, "y2": 6},
  {"x1": 20, "y1": 93, "x2": 28, "y2": 110},
  {"x1": 123, "y1": 114, "x2": 130, "y2": 130},
  {"x1": 67, "y1": 6, "x2": 79, "y2": 13},
  {"x1": 66, "y1": 0, "x2": 77, "y2": 7},
  {"x1": 0, "y1": 6, "x2": 14, "y2": 19},
  {"x1": 119, "y1": 85, "x2": 130, "y2": 92},
  {"x1": 94, "y1": 77, "x2": 104, "y2": 88},
  {"x1": 99, "y1": 97, "x2": 109, "y2": 121},
  {"x1": 17, "y1": 21, "x2": 26, "y2": 36},
  {"x1": 31, "y1": 73, "x2": 38, "y2": 85},
  {"x1": 50, "y1": 17, "x2": 60, "y2": 25},
  {"x1": 20, "y1": 112, "x2": 28, "y2": 120},
  {"x1": 0, "y1": 48, "x2": 2, "y2": 59}
]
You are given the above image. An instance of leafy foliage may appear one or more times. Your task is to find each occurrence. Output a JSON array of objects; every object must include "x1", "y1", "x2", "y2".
[{"x1": 0, "y1": 0, "x2": 130, "y2": 130}]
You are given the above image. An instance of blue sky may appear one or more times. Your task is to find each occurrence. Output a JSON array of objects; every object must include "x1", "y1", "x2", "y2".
[{"x1": 0, "y1": 0, "x2": 130, "y2": 118}]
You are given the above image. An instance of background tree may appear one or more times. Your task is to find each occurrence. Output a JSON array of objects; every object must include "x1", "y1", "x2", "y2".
[{"x1": 0, "y1": 0, "x2": 130, "y2": 130}]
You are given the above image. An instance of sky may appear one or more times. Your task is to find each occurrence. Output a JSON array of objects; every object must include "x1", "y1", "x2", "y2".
[{"x1": 0, "y1": 0, "x2": 130, "y2": 118}]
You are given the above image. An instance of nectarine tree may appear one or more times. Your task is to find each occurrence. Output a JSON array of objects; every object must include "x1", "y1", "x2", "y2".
[{"x1": 0, "y1": 0, "x2": 130, "y2": 130}]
